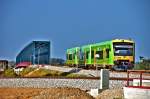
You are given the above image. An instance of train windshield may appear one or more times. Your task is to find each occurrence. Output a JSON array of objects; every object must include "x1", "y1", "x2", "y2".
[{"x1": 113, "y1": 43, "x2": 133, "y2": 56}]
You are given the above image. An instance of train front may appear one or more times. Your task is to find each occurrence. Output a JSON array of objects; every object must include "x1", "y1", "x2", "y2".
[{"x1": 112, "y1": 39, "x2": 135, "y2": 70}]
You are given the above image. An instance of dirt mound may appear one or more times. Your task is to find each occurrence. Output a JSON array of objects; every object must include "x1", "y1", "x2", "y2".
[
  {"x1": 0, "y1": 88, "x2": 43, "y2": 99},
  {"x1": 96, "y1": 88, "x2": 123, "y2": 99},
  {"x1": 0, "y1": 87, "x2": 94, "y2": 99},
  {"x1": 34, "y1": 87, "x2": 94, "y2": 99}
]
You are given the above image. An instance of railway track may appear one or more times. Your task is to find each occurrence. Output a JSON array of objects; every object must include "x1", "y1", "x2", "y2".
[{"x1": 0, "y1": 76, "x2": 150, "y2": 81}]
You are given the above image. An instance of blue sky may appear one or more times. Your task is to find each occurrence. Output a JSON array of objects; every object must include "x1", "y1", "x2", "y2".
[{"x1": 0, "y1": 0, "x2": 150, "y2": 61}]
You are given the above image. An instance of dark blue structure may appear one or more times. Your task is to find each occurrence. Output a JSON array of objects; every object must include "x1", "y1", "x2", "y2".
[{"x1": 16, "y1": 41, "x2": 50, "y2": 65}]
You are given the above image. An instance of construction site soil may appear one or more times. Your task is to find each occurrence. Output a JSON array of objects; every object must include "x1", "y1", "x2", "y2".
[
  {"x1": 0, "y1": 87, "x2": 123, "y2": 99},
  {"x1": 0, "y1": 87, "x2": 94, "y2": 99}
]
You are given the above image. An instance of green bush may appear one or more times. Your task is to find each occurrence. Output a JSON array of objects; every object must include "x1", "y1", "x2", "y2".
[{"x1": 4, "y1": 69, "x2": 17, "y2": 77}]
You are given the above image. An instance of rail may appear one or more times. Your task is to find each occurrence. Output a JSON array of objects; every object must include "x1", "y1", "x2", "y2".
[{"x1": 0, "y1": 76, "x2": 150, "y2": 81}]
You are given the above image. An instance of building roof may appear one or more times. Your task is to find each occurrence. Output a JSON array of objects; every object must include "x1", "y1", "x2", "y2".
[{"x1": 16, "y1": 62, "x2": 31, "y2": 68}]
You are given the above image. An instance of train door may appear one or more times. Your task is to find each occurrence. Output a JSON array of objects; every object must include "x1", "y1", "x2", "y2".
[{"x1": 83, "y1": 49, "x2": 90, "y2": 66}]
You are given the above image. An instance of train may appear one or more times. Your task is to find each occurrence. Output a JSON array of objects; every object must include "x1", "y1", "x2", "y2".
[{"x1": 66, "y1": 39, "x2": 135, "y2": 70}]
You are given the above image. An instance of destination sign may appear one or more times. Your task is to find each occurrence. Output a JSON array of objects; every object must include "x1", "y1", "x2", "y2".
[{"x1": 114, "y1": 45, "x2": 133, "y2": 48}]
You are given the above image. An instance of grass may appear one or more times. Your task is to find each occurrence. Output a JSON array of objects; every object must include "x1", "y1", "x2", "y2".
[
  {"x1": 25, "y1": 68, "x2": 63, "y2": 77},
  {"x1": 4, "y1": 68, "x2": 17, "y2": 77},
  {"x1": 24, "y1": 68, "x2": 87, "y2": 77},
  {"x1": 20, "y1": 67, "x2": 36, "y2": 76},
  {"x1": 2, "y1": 67, "x2": 87, "y2": 78},
  {"x1": 66, "y1": 73, "x2": 87, "y2": 77}
]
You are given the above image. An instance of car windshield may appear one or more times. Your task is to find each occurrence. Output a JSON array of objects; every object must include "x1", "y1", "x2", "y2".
[{"x1": 113, "y1": 44, "x2": 133, "y2": 56}]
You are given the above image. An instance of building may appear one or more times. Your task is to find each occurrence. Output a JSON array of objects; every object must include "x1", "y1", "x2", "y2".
[
  {"x1": 16, "y1": 41, "x2": 50, "y2": 65},
  {"x1": 0, "y1": 60, "x2": 8, "y2": 71}
]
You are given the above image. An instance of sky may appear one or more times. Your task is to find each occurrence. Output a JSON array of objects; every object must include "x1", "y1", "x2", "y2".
[{"x1": 0, "y1": 0, "x2": 150, "y2": 62}]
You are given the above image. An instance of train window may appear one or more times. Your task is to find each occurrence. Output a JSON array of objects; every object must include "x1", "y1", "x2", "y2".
[
  {"x1": 69, "y1": 54, "x2": 72, "y2": 60},
  {"x1": 96, "y1": 51, "x2": 103, "y2": 59},
  {"x1": 91, "y1": 50, "x2": 94, "y2": 58},
  {"x1": 86, "y1": 51, "x2": 89, "y2": 59},
  {"x1": 106, "y1": 49, "x2": 110, "y2": 58}
]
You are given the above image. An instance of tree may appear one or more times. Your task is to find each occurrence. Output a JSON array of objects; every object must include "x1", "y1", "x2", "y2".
[
  {"x1": 50, "y1": 58, "x2": 65, "y2": 66},
  {"x1": 135, "y1": 58, "x2": 150, "y2": 70}
]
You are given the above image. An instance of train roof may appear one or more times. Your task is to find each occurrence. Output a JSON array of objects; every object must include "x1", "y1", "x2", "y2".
[
  {"x1": 112, "y1": 39, "x2": 134, "y2": 43},
  {"x1": 66, "y1": 39, "x2": 134, "y2": 51},
  {"x1": 82, "y1": 39, "x2": 134, "y2": 47},
  {"x1": 66, "y1": 47, "x2": 80, "y2": 52}
]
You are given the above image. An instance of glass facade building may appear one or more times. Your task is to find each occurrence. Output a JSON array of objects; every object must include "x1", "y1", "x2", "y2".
[{"x1": 16, "y1": 41, "x2": 50, "y2": 65}]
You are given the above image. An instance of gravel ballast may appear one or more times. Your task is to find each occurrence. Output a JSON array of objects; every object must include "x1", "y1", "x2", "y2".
[{"x1": 0, "y1": 78, "x2": 125, "y2": 90}]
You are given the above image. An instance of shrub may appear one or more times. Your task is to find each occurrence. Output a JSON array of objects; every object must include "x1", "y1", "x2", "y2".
[{"x1": 4, "y1": 69, "x2": 17, "y2": 77}]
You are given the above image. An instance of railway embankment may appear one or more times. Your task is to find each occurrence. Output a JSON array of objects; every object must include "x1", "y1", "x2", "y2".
[
  {"x1": 43, "y1": 65, "x2": 150, "y2": 78},
  {"x1": 0, "y1": 78, "x2": 125, "y2": 90},
  {"x1": 1, "y1": 66, "x2": 149, "y2": 90}
]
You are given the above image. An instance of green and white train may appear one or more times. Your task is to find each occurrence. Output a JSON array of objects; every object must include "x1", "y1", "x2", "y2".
[{"x1": 66, "y1": 39, "x2": 135, "y2": 70}]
